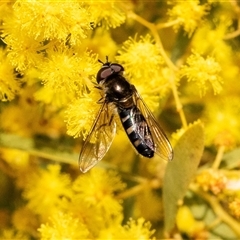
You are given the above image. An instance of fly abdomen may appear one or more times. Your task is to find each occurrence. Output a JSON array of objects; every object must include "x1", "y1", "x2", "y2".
[{"x1": 118, "y1": 108, "x2": 154, "y2": 158}]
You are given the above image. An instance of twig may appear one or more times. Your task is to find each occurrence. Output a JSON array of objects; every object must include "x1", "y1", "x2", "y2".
[
  {"x1": 190, "y1": 183, "x2": 240, "y2": 237},
  {"x1": 212, "y1": 145, "x2": 225, "y2": 169},
  {"x1": 127, "y1": 11, "x2": 188, "y2": 129}
]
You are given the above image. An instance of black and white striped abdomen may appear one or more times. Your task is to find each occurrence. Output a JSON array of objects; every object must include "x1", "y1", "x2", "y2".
[{"x1": 118, "y1": 107, "x2": 154, "y2": 158}]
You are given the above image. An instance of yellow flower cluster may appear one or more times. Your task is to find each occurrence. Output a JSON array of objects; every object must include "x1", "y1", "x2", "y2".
[
  {"x1": 0, "y1": 48, "x2": 20, "y2": 101},
  {"x1": 1, "y1": 0, "x2": 240, "y2": 239},
  {"x1": 21, "y1": 165, "x2": 154, "y2": 239},
  {"x1": 229, "y1": 198, "x2": 240, "y2": 219},
  {"x1": 168, "y1": 0, "x2": 210, "y2": 36},
  {"x1": 196, "y1": 169, "x2": 227, "y2": 195},
  {"x1": 180, "y1": 51, "x2": 223, "y2": 97},
  {"x1": 117, "y1": 35, "x2": 164, "y2": 79},
  {"x1": 204, "y1": 97, "x2": 240, "y2": 148}
]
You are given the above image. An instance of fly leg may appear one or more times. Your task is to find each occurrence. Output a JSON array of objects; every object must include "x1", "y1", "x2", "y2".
[{"x1": 96, "y1": 113, "x2": 115, "y2": 132}]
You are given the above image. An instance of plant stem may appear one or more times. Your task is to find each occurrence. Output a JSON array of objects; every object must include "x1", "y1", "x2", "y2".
[
  {"x1": 156, "y1": 19, "x2": 180, "y2": 29},
  {"x1": 190, "y1": 183, "x2": 240, "y2": 237},
  {"x1": 128, "y1": 11, "x2": 188, "y2": 129},
  {"x1": 212, "y1": 145, "x2": 225, "y2": 169}
]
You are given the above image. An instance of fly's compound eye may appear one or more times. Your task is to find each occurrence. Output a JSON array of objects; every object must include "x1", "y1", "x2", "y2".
[
  {"x1": 96, "y1": 67, "x2": 112, "y2": 83},
  {"x1": 110, "y1": 63, "x2": 124, "y2": 73},
  {"x1": 96, "y1": 63, "x2": 124, "y2": 83}
]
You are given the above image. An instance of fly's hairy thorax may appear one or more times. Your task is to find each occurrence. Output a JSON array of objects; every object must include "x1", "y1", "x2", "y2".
[{"x1": 102, "y1": 74, "x2": 134, "y2": 109}]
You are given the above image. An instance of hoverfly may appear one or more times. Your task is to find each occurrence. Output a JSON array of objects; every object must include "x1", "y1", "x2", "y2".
[{"x1": 79, "y1": 57, "x2": 173, "y2": 173}]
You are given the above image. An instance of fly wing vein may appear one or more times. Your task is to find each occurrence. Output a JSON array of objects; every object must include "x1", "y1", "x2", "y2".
[
  {"x1": 132, "y1": 87, "x2": 173, "y2": 161},
  {"x1": 79, "y1": 102, "x2": 116, "y2": 172}
]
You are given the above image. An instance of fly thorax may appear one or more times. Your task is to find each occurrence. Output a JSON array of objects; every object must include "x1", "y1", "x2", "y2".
[{"x1": 105, "y1": 75, "x2": 133, "y2": 102}]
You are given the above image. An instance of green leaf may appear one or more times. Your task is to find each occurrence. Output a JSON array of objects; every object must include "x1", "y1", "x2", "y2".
[
  {"x1": 0, "y1": 132, "x2": 34, "y2": 150},
  {"x1": 221, "y1": 148, "x2": 240, "y2": 170},
  {"x1": 163, "y1": 121, "x2": 204, "y2": 233}
]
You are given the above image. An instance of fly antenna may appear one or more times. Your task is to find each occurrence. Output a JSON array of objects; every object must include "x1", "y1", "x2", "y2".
[
  {"x1": 98, "y1": 56, "x2": 109, "y2": 65},
  {"x1": 98, "y1": 59, "x2": 104, "y2": 64}
]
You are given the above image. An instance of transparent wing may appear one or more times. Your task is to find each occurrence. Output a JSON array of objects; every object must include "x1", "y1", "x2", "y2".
[
  {"x1": 132, "y1": 86, "x2": 173, "y2": 161},
  {"x1": 79, "y1": 102, "x2": 116, "y2": 173}
]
